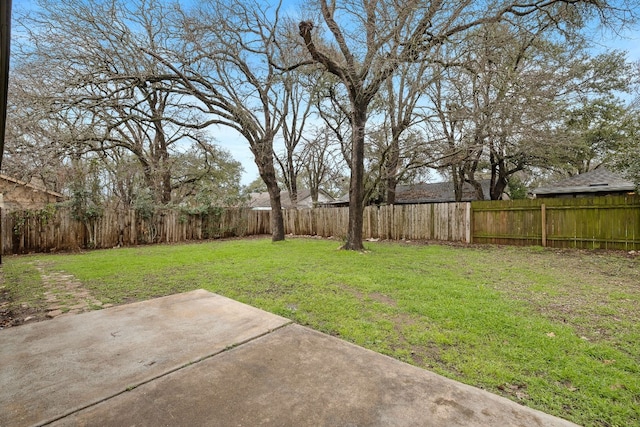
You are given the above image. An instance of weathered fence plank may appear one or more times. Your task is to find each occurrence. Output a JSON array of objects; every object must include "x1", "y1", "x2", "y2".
[
  {"x1": 3, "y1": 196, "x2": 638, "y2": 254},
  {"x1": 3, "y1": 203, "x2": 468, "y2": 253}
]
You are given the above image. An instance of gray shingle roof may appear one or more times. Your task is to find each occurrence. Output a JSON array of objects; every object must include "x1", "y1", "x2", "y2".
[
  {"x1": 395, "y1": 180, "x2": 491, "y2": 204},
  {"x1": 533, "y1": 168, "x2": 635, "y2": 195},
  {"x1": 249, "y1": 189, "x2": 334, "y2": 209}
]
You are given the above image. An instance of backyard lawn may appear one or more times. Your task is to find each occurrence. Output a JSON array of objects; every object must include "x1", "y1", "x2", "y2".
[{"x1": 2, "y1": 237, "x2": 639, "y2": 427}]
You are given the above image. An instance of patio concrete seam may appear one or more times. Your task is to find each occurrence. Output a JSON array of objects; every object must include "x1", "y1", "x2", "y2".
[{"x1": 36, "y1": 320, "x2": 294, "y2": 427}]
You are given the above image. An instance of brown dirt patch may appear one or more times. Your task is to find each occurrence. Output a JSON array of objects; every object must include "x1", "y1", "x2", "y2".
[
  {"x1": 0, "y1": 286, "x2": 44, "y2": 328},
  {"x1": 369, "y1": 292, "x2": 397, "y2": 307},
  {"x1": 0, "y1": 262, "x2": 110, "y2": 329}
]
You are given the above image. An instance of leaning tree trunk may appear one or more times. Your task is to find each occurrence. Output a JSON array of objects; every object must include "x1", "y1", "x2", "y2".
[
  {"x1": 342, "y1": 109, "x2": 366, "y2": 251},
  {"x1": 490, "y1": 164, "x2": 509, "y2": 200},
  {"x1": 467, "y1": 176, "x2": 485, "y2": 200}
]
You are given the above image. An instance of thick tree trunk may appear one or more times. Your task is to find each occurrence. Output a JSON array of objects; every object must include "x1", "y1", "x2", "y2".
[
  {"x1": 160, "y1": 166, "x2": 172, "y2": 204},
  {"x1": 385, "y1": 175, "x2": 398, "y2": 205},
  {"x1": 489, "y1": 153, "x2": 511, "y2": 200},
  {"x1": 342, "y1": 110, "x2": 366, "y2": 251},
  {"x1": 451, "y1": 165, "x2": 464, "y2": 202},
  {"x1": 152, "y1": 97, "x2": 172, "y2": 205},
  {"x1": 490, "y1": 163, "x2": 508, "y2": 200},
  {"x1": 266, "y1": 180, "x2": 285, "y2": 241},
  {"x1": 491, "y1": 177, "x2": 508, "y2": 200},
  {"x1": 310, "y1": 187, "x2": 319, "y2": 205},
  {"x1": 256, "y1": 144, "x2": 285, "y2": 242}
]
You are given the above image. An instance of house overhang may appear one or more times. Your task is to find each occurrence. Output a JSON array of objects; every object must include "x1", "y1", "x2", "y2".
[
  {"x1": 0, "y1": 173, "x2": 65, "y2": 199},
  {"x1": 533, "y1": 184, "x2": 636, "y2": 195}
]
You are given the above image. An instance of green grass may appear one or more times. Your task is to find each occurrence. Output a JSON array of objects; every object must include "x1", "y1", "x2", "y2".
[
  {"x1": 4, "y1": 238, "x2": 640, "y2": 427},
  {"x1": 2, "y1": 257, "x2": 48, "y2": 312}
]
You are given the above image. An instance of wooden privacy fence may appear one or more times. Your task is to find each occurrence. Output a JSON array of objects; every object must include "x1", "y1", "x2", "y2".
[
  {"x1": 282, "y1": 203, "x2": 470, "y2": 241},
  {"x1": 471, "y1": 195, "x2": 640, "y2": 250},
  {"x1": 2, "y1": 207, "x2": 269, "y2": 254},
  {"x1": 2, "y1": 203, "x2": 470, "y2": 254},
  {"x1": 3, "y1": 196, "x2": 639, "y2": 254}
]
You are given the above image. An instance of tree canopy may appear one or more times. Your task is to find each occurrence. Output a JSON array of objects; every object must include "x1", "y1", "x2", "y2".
[{"x1": 8, "y1": 0, "x2": 640, "y2": 249}]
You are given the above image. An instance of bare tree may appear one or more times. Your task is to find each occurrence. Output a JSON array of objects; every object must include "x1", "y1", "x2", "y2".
[
  {"x1": 299, "y1": 126, "x2": 347, "y2": 203},
  {"x1": 275, "y1": 67, "x2": 319, "y2": 209},
  {"x1": 149, "y1": 0, "x2": 291, "y2": 241},
  {"x1": 3, "y1": 64, "x2": 68, "y2": 191},
  {"x1": 0, "y1": 0, "x2": 11, "y2": 176},
  {"x1": 424, "y1": 69, "x2": 471, "y2": 202},
  {"x1": 313, "y1": 76, "x2": 353, "y2": 171},
  {"x1": 428, "y1": 22, "x2": 632, "y2": 200},
  {"x1": 298, "y1": 0, "x2": 635, "y2": 249},
  {"x1": 378, "y1": 59, "x2": 434, "y2": 204},
  {"x1": 13, "y1": 0, "x2": 215, "y2": 206}
]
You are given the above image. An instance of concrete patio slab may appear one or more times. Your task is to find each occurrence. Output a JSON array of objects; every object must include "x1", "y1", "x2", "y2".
[
  {"x1": 1, "y1": 289, "x2": 579, "y2": 427},
  {"x1": 0, "y1": 290, "x2": 290, "y2": 426}
]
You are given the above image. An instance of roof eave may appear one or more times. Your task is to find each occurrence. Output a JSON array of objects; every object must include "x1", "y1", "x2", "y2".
[{"x1": 534, "y1": 185, "x2": 636, "y2": 195}]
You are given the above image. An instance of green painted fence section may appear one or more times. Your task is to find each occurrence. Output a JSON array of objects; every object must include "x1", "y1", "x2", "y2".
[{"x1": 471, "y1": 195, "x2": 640, "y2": 250}]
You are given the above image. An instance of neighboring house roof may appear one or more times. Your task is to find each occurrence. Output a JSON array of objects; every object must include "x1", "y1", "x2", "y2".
[
  {"x1": 0, "y1": 174, "x2": 64, "y2": 199},
  {"x1": 248, "y1": 192, "x2": 274, "y2": 210},
  {"x1": 533, "y1": 168, "x2": 635, "y2": 197},
  {"x1": 316, "y1": 193, "x2": 349, "y2": 207},
  {"x1": 0, "y1": 174, "x2": 65, "y2": 211},
  {"x1": 249, "y1": 189, "x2": 335, "y2": 209},
  {"x1": 394, "y1": 180, "x2": 492, "y2": 204}
]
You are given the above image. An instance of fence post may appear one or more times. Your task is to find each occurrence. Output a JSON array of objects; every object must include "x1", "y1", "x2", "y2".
[
  {"x1": 466, "y1": 202, "x2": 472, "y2": 244},
  {"x1": 541, "y1": 203, "x2": 547, "y2": 247}
]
